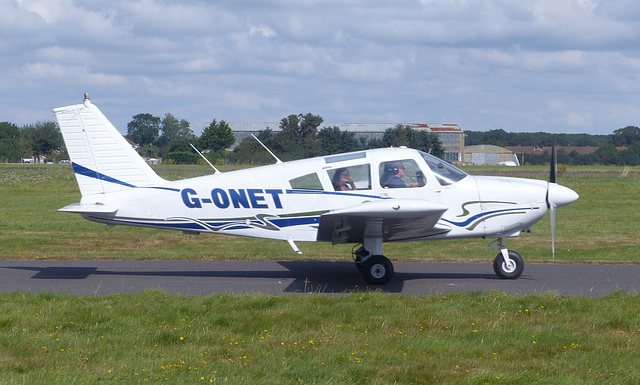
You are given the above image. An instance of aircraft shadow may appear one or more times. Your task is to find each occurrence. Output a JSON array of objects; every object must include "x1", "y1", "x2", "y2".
[{"x1": 3, "y1": 261, "x2": 499, "y2": 294}]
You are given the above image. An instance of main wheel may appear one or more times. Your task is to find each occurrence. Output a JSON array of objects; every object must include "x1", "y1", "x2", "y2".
[
  {"x1": 493, "y1": 250, "x2": 524, "y2": 279},
  {"x1": 361, "y1": 255, "x2": 394, "y2": 285}
]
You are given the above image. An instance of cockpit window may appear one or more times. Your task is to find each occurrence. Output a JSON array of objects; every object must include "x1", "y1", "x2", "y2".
[
  {"x1": 289, "y1": 173, "x2": 324, "y2": 190},
  {"x1": 327, "y1": 164, "x2": 371, "y2": 191},
  {"x1": 420, "y1": 151, "x2": 467, "y2": 186},
  {"x1": 379, "y1": 159, "x2": 426, "y2": 189}
]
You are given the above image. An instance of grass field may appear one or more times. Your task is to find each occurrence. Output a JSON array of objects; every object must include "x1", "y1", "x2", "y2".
[
  {"x1": 1, "y1": 291, "x2": 639, "y2": 384},
  {"x1": 0, "y1": 164, "x2": 639, "y2": 384}
]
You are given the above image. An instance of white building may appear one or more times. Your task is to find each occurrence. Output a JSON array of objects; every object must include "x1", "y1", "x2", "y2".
[{"x1": 463, "y1": 145, "x2": 520, "y2": 166}]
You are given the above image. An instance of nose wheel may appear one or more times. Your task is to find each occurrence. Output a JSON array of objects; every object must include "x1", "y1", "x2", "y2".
[{"x1": 490, "y1": 239, "x2": 524, "y2": 279}]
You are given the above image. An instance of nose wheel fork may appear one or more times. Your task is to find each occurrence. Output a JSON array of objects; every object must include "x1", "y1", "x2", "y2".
[{"x1": 489, "y1": 238, "x2": 524, "y2": 279}]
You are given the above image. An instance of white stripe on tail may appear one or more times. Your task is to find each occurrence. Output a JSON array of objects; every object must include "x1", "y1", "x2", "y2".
[{"x1": 54, "y1": 95, "x2": 166, "y2": 197}]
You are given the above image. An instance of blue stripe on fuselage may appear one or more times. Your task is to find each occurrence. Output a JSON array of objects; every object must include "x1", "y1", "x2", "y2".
[
  {"x1": 441, "y1": 206, "x2": 541, "y2": 228},
  {"x1": 286, "y1": 189, "x2": 385, "y2": 200},
  {"x1": 85, "y1": 215, "x2": 321, "y2": 232}
]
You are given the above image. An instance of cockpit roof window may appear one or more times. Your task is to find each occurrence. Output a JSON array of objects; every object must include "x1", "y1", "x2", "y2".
[
  {"x1": 419, "y1": 151, "x2": 468, "y2": 186},
  {"x1": 324, "y1": 152, "x2": 366, "y2": 164}
]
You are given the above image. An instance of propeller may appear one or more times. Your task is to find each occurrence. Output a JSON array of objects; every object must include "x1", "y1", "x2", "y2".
[
  {"x1": 548, "y1": 137, "x2": 557, "y2": 259},
  {"x1": 545, "y1": 137, "x2": 579, "y2": 260}
]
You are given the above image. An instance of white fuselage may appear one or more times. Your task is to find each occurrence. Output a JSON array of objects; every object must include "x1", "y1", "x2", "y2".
[{"x1": 77, "y1": 148, "x2": 568, "y2": 244}]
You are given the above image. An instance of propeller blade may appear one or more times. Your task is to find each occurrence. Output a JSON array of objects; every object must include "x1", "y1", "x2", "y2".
[
  {"x1": 549, "y1": 136, "x2": 557, "y2": 184},
  {"x1": 550, "y1": 202, "x2": 556, "y2": 260},
  {"x1": 548, "y1": 135, "x2": 559, "y2": 258}
]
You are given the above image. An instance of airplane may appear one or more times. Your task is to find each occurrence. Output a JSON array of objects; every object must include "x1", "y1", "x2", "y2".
[{"x1": 53, "y1": 94, "x2": 579, "y2": 285}]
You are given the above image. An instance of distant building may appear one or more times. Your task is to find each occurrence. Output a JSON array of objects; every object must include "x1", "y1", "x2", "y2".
[
  {"x1": 228, "y1": 122, "x2": 464, "y2": 162},
  {"x1": 463, "y1": 145, "x2": 520, "y2": 166}
]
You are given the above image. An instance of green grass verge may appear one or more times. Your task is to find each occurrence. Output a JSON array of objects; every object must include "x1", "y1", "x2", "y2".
[{"x1": 0, "y1": 290, "x2": 638, "y2": 384}]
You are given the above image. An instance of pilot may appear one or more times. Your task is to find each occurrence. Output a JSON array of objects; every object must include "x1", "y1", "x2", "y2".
[
  {"x1": 332, "y1": 167, "x2": 356, "y2": 191},
  {"x1": 381, "y1": 161, "x2": 407, "y2": 188}
]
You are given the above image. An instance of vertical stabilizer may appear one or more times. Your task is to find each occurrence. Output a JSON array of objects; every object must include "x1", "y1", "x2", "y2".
[{"x1": 54, "y1": 95, "x2": 166, "y2": 197}]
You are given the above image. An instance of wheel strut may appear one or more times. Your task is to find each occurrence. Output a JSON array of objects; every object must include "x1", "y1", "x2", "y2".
[{"x1": 489, "y1": 238, "x2": 513, "y2": 266}]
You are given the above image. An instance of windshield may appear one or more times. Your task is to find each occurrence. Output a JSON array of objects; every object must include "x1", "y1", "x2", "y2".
[{"x1": 419, "y1": 151, "x2": 468, "y2": 186}]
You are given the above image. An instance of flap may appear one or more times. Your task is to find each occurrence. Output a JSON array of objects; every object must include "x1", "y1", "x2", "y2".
[{"x1": 317, "y1": 199, "x2": 450, "y2": 244}]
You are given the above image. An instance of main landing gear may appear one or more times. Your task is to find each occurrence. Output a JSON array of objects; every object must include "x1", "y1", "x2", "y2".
[
  {"x1": 489, "y1": 238, "x2": 524, "y2": 279},
  {"x1": 353, "y1": 245, "x2": 394, "y2": 285}
]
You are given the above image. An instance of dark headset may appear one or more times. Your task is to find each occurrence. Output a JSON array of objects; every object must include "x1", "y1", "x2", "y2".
[{"x1": 385, "y1": 166, "x2": 400, "y2": 175}]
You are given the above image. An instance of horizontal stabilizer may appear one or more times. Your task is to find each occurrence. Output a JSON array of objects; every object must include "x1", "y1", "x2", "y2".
[{"x1": 58, "y1": 203, "x2": 118, "y2": 215}]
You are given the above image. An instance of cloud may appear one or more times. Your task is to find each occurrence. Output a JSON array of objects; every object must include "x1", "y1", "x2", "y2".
[
  {"x1": 2, "y1": 0, "x2": 640, "y2": 134},
  {"x1": 21, "y1": 62, "x2": 126, "y2": 87},
  {"x1": 16, "y1": 0, "x2": 68, "y2": 23},
  {"x1": 224, "y1": 90, "x2": 283, "y2": 111},
  {"x1": 249, "y1": 25, "x2": 277, "y2": 38}
]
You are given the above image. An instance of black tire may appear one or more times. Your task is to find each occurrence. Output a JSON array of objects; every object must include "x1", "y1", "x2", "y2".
[
  {"x1": 493, "y1": 250, "x2": 524, "y2": 279},
  {"x1": 361, "y1": 255, "x2": 394, "y2": 285}
]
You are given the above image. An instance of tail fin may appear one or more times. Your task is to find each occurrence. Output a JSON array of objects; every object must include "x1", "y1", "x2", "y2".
[{"x1": 54, "y1": 94, "x2": 166, "y2": 197}]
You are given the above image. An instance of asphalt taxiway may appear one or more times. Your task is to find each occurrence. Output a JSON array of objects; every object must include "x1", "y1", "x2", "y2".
[{"x1": 0, "y1": 260, "x2": 638, "y2": 297}]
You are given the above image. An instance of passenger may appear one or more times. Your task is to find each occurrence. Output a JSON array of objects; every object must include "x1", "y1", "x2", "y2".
[
  {"x1": 332, "y1": 168, "x2": 356, "y2": 191},
  {"x1": 380, "y1": 161, "x2": 407, "y2": 188}
]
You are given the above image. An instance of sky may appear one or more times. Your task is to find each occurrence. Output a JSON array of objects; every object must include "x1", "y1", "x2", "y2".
[{"x1": 3, "y1": 0, "x2": 640, "y2": 136}]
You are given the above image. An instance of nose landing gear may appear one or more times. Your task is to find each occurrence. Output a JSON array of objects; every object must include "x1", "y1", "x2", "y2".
[{"x1": 490, "y1": 238, "x2": 524, "y2": 279}]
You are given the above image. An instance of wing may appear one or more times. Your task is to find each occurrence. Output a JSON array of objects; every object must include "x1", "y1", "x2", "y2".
[{"x1": 317, "y1": 199, "x2": 450, "y2": 244}]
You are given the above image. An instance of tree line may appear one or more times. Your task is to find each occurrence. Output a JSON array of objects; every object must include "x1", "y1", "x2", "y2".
[
  {"x1": 0, "y1": 111, "x2": 443, "y2": 164},
  {"x1": 0, "y1": 121, "x2": 62, "y2": 163},
  {"x1": 126, "y1": 112, "x2": 444, "y2": 164},
  {"x1": 3, "y1": 112, "x2": 640, "y2": 165},
  {"x1": 522, "y1": 143, "x2": 640, "y2": 166},
  {"x1": 466, "y1": 126, "x2": 640, "y2": 166},
  {"x1": 231, "y1": 114, "x2": 444, "y2": 163}
]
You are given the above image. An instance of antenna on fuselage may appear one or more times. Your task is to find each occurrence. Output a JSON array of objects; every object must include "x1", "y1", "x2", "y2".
[
  {"x1": 189, "y1": 143, "x2": 221, "y2": 174},
  {"x1": 251, "y1": 134, "x2": 282, "y2": 164}
]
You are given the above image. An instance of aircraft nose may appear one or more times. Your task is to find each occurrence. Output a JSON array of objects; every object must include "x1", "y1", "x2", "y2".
[{"x1": 547, "y1": 183, "x2": 579, "y2": 207}]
